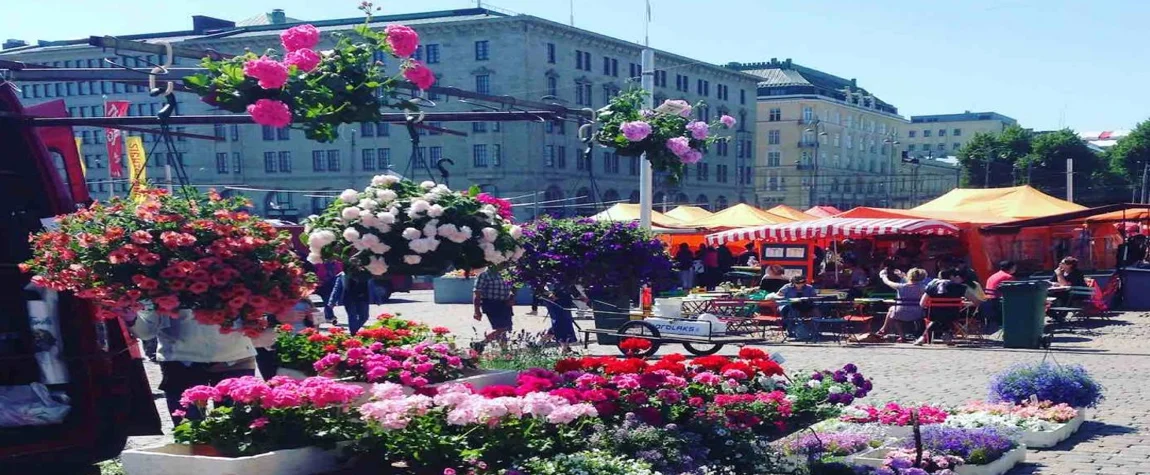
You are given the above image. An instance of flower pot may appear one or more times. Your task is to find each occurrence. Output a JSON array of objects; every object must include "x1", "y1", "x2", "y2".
[
  {"x1": 120, "y1": 443, "x2": 340, "y2": 475},
  {"x1": 1023, "y1": 409, "x2": 1086, "y2": 449},
  {"x1": 432, "y1": 277, "x2": 475, "y2": 304},
  {"x1": 276, "y1": 367, "x2": 311, "y2": 380},
  {"x1": 851, "y1": 447, "x2": 892, "y2": 468},
  {"x1": 954, "y1": 446, "x2": 1026, "y2": 475}
]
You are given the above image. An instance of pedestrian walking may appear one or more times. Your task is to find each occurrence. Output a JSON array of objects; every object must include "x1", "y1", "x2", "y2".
[
  {"x1": 472, "y1": 266, "x2": 514, "y2": 352},
  {"x1": 314, "y1": 259, "x2": 343, "y2": 324},
  {"x1": 329, "y1": 272, "x2": 375, "y2": 335}
]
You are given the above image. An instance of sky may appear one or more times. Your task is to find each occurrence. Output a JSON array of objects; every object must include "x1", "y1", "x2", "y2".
[{"x1": 7, "y1": 0, "x2": 1148, "y2": 132}]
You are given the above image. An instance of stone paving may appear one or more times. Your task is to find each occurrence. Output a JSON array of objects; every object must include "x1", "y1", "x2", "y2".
[{"x1": 132, "y1": 290, "x2": 1150, "y2": 474}]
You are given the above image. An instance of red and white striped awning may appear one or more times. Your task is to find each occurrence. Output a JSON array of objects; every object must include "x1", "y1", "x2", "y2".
[{"x1": 705, "y1": 218, "x2": 960, "y2": 245}]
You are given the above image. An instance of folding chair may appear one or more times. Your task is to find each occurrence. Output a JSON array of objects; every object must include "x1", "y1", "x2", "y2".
[{"x1": 920, "y1": 296, "x2": 965, "y2": 344}]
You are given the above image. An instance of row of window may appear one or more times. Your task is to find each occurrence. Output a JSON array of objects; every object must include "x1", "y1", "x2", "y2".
[
  {"x1": 765, "y1": 107, "x2": 904, "y2": 138},
  {"x1": 554, "y1": 43, "x2": 744, "y2": 105},
  {"x1": 906, "y1": 143, "x2": 962, "y2": 152},
  {"x1": 67, "y1": 103, "x2": 160, "y2": 119},
  {"x1": 908, "y1": 128, "x2": 962, "y2": 138}
]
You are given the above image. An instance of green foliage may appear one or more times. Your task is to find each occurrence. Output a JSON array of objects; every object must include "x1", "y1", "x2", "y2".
[
  {"x1": 1109, "y1": 119, "x2": 1150, "y2": 183},
  {"x1": 955, "y1": 126, "x2": 1032, "y2": 188},
  {"x1": 476, "y1": 329, "x2": 566, "y2": 371},
  {"x1": 97, "y1": 459, "x2": 125, "y2": 475}
]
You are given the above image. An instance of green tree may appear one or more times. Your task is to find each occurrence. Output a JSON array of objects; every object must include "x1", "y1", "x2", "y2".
[
  {"x1": 955, "y1": 125, "x2": 1032, "y2": 187},
  {"x1": 1108, "y1": 119, "x2": 1150, "y2": 193},
  {"x1": 1019, "y1": 129, "x2": 1107, "y2": 203}
]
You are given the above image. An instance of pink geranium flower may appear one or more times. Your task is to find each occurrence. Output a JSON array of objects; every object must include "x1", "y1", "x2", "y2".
[
  {"x1": 243, "y1": 56, "x2": 289, "y2": 89},
  {"x1": 621, "y1": 121, "x2": 652, "y2": 141},
  {"x1": 247, "y1": 99, "x2": 292, "y2": 128},
  {"x1": 403, "y1": 61, "x2": 436, "y2": 90},
  {"x1": 686, "y1": 120, "x2": 709, "y2": 140},
  {"x1": 280, "y1": 24, "x2": 320, "y2": 52},
  {"x1": 666, "y1": 136, "x2": 691, "y2": 157},
  {"x1": 720, "y1": 114, "x2": 737, "y2": 128},
  {"x1": 385, "y1": 25, "x2": 420, "y2": 57},
  {"x1": 284, "y1": 48, "x2": 321, "y2": 72}
]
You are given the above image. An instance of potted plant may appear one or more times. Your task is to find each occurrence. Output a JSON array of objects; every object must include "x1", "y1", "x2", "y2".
[
  {"x1": 988, "y1": 362, "x2": 1103, "y2": 410},
  {"x1": 276, "y1": 312, "x2": 438, "y2": 377},
  {"x1": 515, "y1": 217, "x2": 673, "y2": 344},
  {"x1": 120, "y1": 376, "x2": 364, "y2": 475},
  {"x1": 912, "y1": 426, "x2": 1024, "y2": 475},
  {"x1": 184, "y1": 5, "x2": 434, "y2": 142},
  {"x1": 837, "y1": 403, "x2": 950, "y2": 438},
  {"x1": 594, "y1": 89, "x2": 737, "y2": 183},
  {"x1": 948, "y1": 400, "x2": 1083, "y2": 449},
  {"x1": 22, "y1": 188, "x2": 313, "y2": 335}
]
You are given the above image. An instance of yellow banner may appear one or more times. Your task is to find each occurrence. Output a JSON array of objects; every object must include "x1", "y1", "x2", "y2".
[
  {"x1": 125, "y1": 136, "x2": 147, "y2": 197},
  {"x1": 75, "y1": 137, "x2": 86, "y2": 177}
]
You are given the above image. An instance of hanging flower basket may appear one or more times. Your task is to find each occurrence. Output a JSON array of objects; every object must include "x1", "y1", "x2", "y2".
[
  {"x1": 21, "y1": 188, "x2": 314, "y2": 335},
  {"x1": 304, "y1": 177, "x2": 523, "y2": 279},
  {"x1": 594, "y1": 89, "x2": 736, "y2": 182},
  {"x1": 183, "y1": 3, "x2": 434, "y2": 142}
]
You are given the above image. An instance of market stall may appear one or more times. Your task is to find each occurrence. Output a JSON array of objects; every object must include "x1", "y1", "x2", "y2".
[
  {"x1": 767, "y1": 204, "x2": 818, "y2": 221},
  {"x1": 664, "y1": 205, "x2": 713, "y2": 222}
]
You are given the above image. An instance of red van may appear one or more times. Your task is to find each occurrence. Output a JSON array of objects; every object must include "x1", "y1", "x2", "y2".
[{"x1": 0, "y1": 87, "x2": 161, "y2": 471}]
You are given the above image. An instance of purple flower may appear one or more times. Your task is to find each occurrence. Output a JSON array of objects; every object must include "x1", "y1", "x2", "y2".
[
  {"x1": 889, "y1": 458, "x2": 913, "y2": 470},
  {"x1": 621, "y1": 120, "x2": 653, "y2": 142},
  {"x1": 810, "y1": 371, "x2": 824, "y2": 381},
  {"x1": 640, "y1": 109, "x2": 656, "y2": 118},
  {"x1": 832, "y1": 371, "x2": 848, "y2": 383},
  {"x1": 851, "y1": 373, "x2": 866, "y2": 386},
  {"x1": 662, "y1": 99, "x2": 692, "y2": 117},
  {"x1": 685, "y1": 121, "x2": 709, "y2": 140},
  {"x1": 720, "y1": 114, "x2": 736, "y2": 128},
  {"x1": 666, "y1": 136, "x2": 691, "y2": 157},
  {"x1": 827, "y1": 393, "x2": 842, "y2": 404},
  {"x1": 680, "y1": 149, "x2": 703, "y2": 164},
  {"x1": 854, "y1": 388, "x2": 868, "y2": 399},
  {"x1": 843, "y1": 363, "x2": 858, "y2": 374}
]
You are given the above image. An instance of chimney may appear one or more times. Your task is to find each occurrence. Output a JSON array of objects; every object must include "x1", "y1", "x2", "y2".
[
  {"x1": 784, "y1": 58, "x2": 792, "y2": 69},
  {"x1": 2, "y1": 39, "x2": 28, "y2": 50},
  {"x1": 270, "y1": 9, "x2": 287, "y2": 24}
]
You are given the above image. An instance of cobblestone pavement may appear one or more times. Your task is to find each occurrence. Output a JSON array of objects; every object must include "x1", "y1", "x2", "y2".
[{"x1": 132, "y1": 290, "x2": 1150, "y2": 474}]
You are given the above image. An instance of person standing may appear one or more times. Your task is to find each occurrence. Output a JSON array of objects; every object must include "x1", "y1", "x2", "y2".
[
  {"x1": 875, "y1": 268, "x2": 928, "y2": 341},
  {"x1": 674, "y1": 243, "x2": 696, "y2": 290},
  {"x1": 329, "y1": 272, "x2": 375, "y2": 335},
  {"x1": 472, "y1": 266, "x2": 514, "y2": 352},
  {"x1": 702, "y1": 245, "x2": 720, "y2": 289},
  {"x1": 314, "y1": 259, "x2": 343, "y2": 324},
  {"x1": 737, "y1": 243, "x2": 757, "y2": 266}
]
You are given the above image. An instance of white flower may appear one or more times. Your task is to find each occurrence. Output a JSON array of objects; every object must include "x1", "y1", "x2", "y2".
[
  {"x1": 307, "y1": 232, "x2": 328, "y2": 248},
  {"x1": 339, "y1": 189, "x2": 360, "y2": 204},
  {"x1": 370, "y1": 175, "x2": 388, "y2": 186},
  {"x1": 374, "y1": 223, "x2": 392, "y2": 234},
  {"x1": 359, "y1": 232, "x2": 381, "y2": 249},
  {"x1": 419, "y1": 180, "x2": 436, "y2": 190},
  {"x1": 307, "y1": 253, "x2": 323, "y2": 264},
  {"x1": 432, "y1": 184, "x2": 451, "y2": 194},
  {"x1": 381, "y1": 175, "x2": 400, "y2": 185},
  {"x1": 342, "y1": 227, "x2": 361, "y2": 242},
  {"x1": 359, "y1": 198, "x2": 378, "y2": 211},
  {"x1": 359, "y1": 213, "x2": 380, "y2": 229},
  {"x1": 368, "y1": 242, "x2": 391, "y2": 255},
  {"x1": 422, "y1": 222, "x2": 438, "y2": 238},
  {"x1": 411, "y1": 200, "x2": 431, "y2": 213},
  {"x1": 377, "y1": 211, "x2": 396, "y2": 225},
  {"x1": 806, "y1": 379, "x2": 822, "y2": 389},
  {"x1": 421, "y1": 193, "x2": 439, "y2": 203},
  {"x1": 404, "y1": 255, "x2": 422, "y2": 265},
  {"x1": 401, "y1": 227, "x2": 421, "y2": 240},
  {"x1": 428, "y1": 204, "x2": 445, "y2": 217},
  {"x1": 316, "y1": 230, "x2": 337, "y2": 244},
  {"x1": 481, "y1": 227, "x2": 499, "y2": 243},
  {"x1": 508, "y1": 225, "x2": 522, "y2": 239},
  {"x1": 479, "y1": 242, "x2": 496, "y2": 253},
  {"x1": 366, "y1": 256, "x2": 388, "y2": 275},
  {"x1": 460, "y1": 226, "x2": 473, "y2": 238},
  {"x1": 512, "y1": 247, "x2": 525, "y2": 260},
  {"x1": 481, "y1": 204, "x2": 497, "y2": 216},
  {"x1": 341, "y1": 207, "x2": 361, "y2": 221},
  {"x1": 375, "y1": 189, "x2": 398, "y2": 203},
  {"x1": 827, "y1": 385, "x2": 842, "y2": 395}
]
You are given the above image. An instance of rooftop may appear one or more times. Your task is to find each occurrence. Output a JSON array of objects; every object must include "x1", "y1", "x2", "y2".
[
  {"x1": 910, "y1": 111, "x2": 1017, "y2": 124},
  {"x1": 725, "y1": 58, "x2": 899, "y2": 115}
]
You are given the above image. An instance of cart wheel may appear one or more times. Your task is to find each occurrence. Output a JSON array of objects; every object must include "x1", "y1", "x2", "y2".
[
  {"x1": 617, "y1": 321, "x2": 662, "y2": 358},
  {"x1": 683, "y1": 342, "x2": 724, "y2": 356}
]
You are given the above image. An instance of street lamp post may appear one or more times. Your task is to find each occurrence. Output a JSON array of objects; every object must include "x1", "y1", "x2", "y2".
[
  {"x1": 883, "y1": 135, "x2": 899, "y2": 207},
  {"x1": 803, "y1": 117, "x2": 828, "y2": 208},
  {"x1": 901, "y1": 155, "x2": 922, "y2": 207}
]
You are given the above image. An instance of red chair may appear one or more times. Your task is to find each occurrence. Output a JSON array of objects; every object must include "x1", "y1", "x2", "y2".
[{"x1": 920, "y1": 297, "x2": 965, "y2": 344}]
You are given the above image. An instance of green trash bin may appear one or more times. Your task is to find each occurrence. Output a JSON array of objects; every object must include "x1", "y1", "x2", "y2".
[
  {"x1": 591, "y1": 297, "x2": 632, "y2": 345},
  {"x1": 998, "y1": 280, "x2": 1051, "y2": 349}
]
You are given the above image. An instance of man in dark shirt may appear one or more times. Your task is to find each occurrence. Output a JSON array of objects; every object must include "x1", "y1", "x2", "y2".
[{"x1": 737, "y1": 243, "x2": 757, "y2": 266}]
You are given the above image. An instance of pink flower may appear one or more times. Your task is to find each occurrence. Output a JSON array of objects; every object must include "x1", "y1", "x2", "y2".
[
  {"x1": 243, "y1": 56, "x2": 289, "y2": 89},
  {"x1": 666, "y1": 136, "x2": 691, "y2": 157},
  {"x1": 621, "y1": 120, "x2": 652, "y2": 141},
  {"x1": 171, "y1": 409, "x2": 186, "y2": 418},
  {"x1": 280, "y1": 24, "x2": 320, "y2": 52},
  {"x1": 403, "y1": 61, "x2": 436, "y2": 90},
  {"x1": 385, "y1": 25, "x2": 420, "y2": 57},
  {"x1": 720, "y1": 114, "x2": 737, "y2": 128},
  {"x1": 249, "y1": 417, "x2": 269, "y2": 430},
  {"x1": 130, "y1": 230, "x2": 153, "y2": 244},
  {"x1": 247, "y1": 99, "x2": 292, "y2": 128},
  {"x1": 284, "y1": 48, "x2": 321, "y2": 72},
  {"x1": 686, "y1": 120, "x2": 709, "y2": 140},
  {"x1": 179, "y1": 385, "x2": 220, "y2": 407},
  {"x1": 681, "y1": 149, "x2": 703, "y2": 164}
]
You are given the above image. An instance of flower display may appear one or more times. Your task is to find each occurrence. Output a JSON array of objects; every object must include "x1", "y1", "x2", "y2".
[
  {"x1": 513, "y1": 217, "x2": 674, "y2": 301},
  {"x1": 276, "y1": 312, "x2": 444, "y2": 375},
  {"x1": 786, "y1": 363, "x2": 874, "y2": 424},
  {"x1": 314, "y1": 341, "x2": 469, "y2": 387},
  {"x1": 173, "y1": 376, "x2": 364, "y2": 456},
  {"x1": 184, "y1": 4, "x2": 433, "y2": 142},
  {"x1": 618, "y1": 338, "x2": 653, "y2": 356},
  {"x1": 508, "y1": 450, "x2": 660, "y2": 475},
  {"x1": 840, "y1": 403, "x2": 949, "y2": 426},
  {"x1": 781, "y1": 428, "x2": 883, "y2": 459},
  {"x1": 876, "y1": 447, "x2": 963, "y2": 474},
  {"x1": 988, "y1": 362, "x2": 1103, "y2": 408},
  {"x1": 957, "y1": 400, "x2": 1078, "y2": 423},
  {"x1": 906, "y1": 425, "x2": 1019, "y2": 465},
  {"x1": 22, "y1": 188, "x2": 312, "y2": 335},
  {"x1": 594, "y1": 89, "x2": 736, "y2": 182},
  {"x1": 304, "y1": 177, "x2": 523, "y2": 278}
]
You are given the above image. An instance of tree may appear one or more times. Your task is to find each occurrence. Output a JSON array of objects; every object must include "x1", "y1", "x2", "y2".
[
  {"x1": 1108, "y1": 119, "x2": 1150, "y2": 198},
  {"x1": 1020, "y1": 129, "x2": 1107, "y2": 203},
  {"x1": 955, "y1": 125, "x2": 1032, "y2": 187}
]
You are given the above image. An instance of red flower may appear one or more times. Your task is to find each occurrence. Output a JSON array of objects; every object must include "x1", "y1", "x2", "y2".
[
  {"x1": 661, "y1": 353, "x2": 687, "y2": 363},
  {"x1": 478, "y1": 385, "x2": 517, "y2": 398},
  {"x1": 277, "y1": 324, "x2": 293, "y2": 332},
  {"x1": 307, "y1": 333, "x2": 328, "y2": 343},
  {"x1": 323, "y1": 344, "x2": 337, "y2": 352},
  {"x1": 737, "y1": 347, "x2": 767, "y2": 360},
  {"x1": 342, "y1": 339, "x2": 363, "y2": 349},
  {"x1": 432, "y1": 326, "x2": 451, "y2": 335},
  {"x1": 691, "y1": 355, "x2": 732, "y2": 372},
  {"x1": 130, "y1": 230, "x2": 153, "y2": 244},
  {"x1": 751, "y1": 358, "x2": 785, "y2": 377},
  {"x1": 619, "y1": 338, "x2": 652, "y2": 356},
  {"x1": 188, "y1": 282, "x2": 210, "y2": 295},
  {"x1": 376, "y1": 313, "x2": 395, "y2": 321},
  {"x1": 554, "y1": 358, "x2": 583, "y2": 374},
  {"x1": 604, "y1": 358, "x2": 649, "y2": 375}
]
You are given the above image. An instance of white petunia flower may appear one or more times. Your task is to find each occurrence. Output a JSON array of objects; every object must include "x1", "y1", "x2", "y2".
[
  {"x1": 316, "y1": 230, "x2": 337, "y2": 245},
  {"x1": 341, "y1": 207, "x2": 361, "y2": 221},
  {"x1": 422, "y1": 223, "x2": 438, "y2": 238},
  {"x1": 358, "y1": 198, "x2": 378, "y2": 211},
  {"x1": 307, "y1": 253, "x2": 323, "y2": 264},
  {"x1": 370, "y1": 175, "x2": 388, "y2": 186},
  {"x1": 508, "y1": 225, "x2": 522, "y2": 239},
  {"x1": 375, "y1": 189, "x2": 398, "y2": 203},
  {"x1": 366, "y1": 257, "x2": 389, "y2": 275},
  {"x1": 419, "y1": 181, "x2": 436, "y2": 190},
  {"x1": 481, "y1": 227, "x2": 499, "y2": 243},
  {"x1": 401, "y1": 227, "x2": 422, "y2": 240},
  {"x1": 339, "y1": 189, "x2": 360, "y2": 204},
  {"x1": 404, "y1": 255, "x2": 422, "y2": 265},
  {"x1": 308, "y1": 232, "x2": 327, "y2": 248},
  {"x1": 359, "y1": 233, "x2": 381, "y2": 248},
  {"x1": 427, "y1": 204, "x2": 445, "y2": 217},
  {"x1": 368, "y1": 242, "x2": 391, "y2": 255},
  {"x1": 342, "y1": 227, "x2": 361, "y2": 242},
  {"x1": 359, "y1": 213, "x2": 380, "y2": 229},
  {"x1": 410, "y1": 199, "x2": 431, "y2": 213},
  {"x1": 381, "y1": 175, "x2": 400, "y2": 185},
  {"x1": 376, "y1": 211, "x2": 396, "y2": 225}
]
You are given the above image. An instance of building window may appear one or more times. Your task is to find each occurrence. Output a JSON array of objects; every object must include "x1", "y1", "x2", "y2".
[
  {"x1": 413, "y1": 147, "x2": 427, "y2": 168},
  {"x1": 938, "y1": 129, "x2": 946, "y2": 137},
  {"x1": 324, "y1": 150, "x2": 340, "y2": 171},
  {"x1": 768, "y1": 108, "x2": 781, "y2": 121},
  {"x1": 557, "y1": 146, "x2": 567, "y2": 168},
  {"x1": 474, "y1": 40, "x2": 489, "y2": 60},
  {"x1": 574, "y1": 50, "x2": 591, "y2": 71},
  {"x1": 278, "y1": 151, "x2": 292, "y2": 173},
  {"x1": 362, "y1": 149, "x2": 376, "y2": 171},
  {"x1": 425, "y1": 44, "x2": 440, "y2": 64},
  {"x1": 602, "y1": 152, "x2": 619, "y2": 174},
  {"x1": 908, "y1": 130, "x2": 917, "y2": 138},
  {"x1": 802, "y1": 107, "x2": 814, "y2": 122},
  {"x1": 475, "y1": 74, "x2": 490, "y2": 94},
  {"x1": 361, "y1": 122, "x2": 375, "y2": 137},
  {"x1": 473, "y1": 144, "x2": 488, "y2": 167},
  {"x1": 575, "y1": 81, "x2": 592, "y2": 106},
  {"x1": 546, "y1": 43, "x2": 555, "y2": 63},
  {"x1": 492, "y1": 145, "x2": 501, "y2": 166},
  {"x1": 230, "y1": 125, "x2": 240, "y2": 141},
  {"x1": 629, "y1": 63, "x2": 641, "y2": 79},
  {"x1": 376, "y1": 123, "x2": 389, "y2": 136},
  {"x1": 953, "y1": 128, "x2": 962, "y2": 136},
  {"x1": 953, "y1": 143, "x2": 961, "y2": 150},
  {"x1": 767, "y1": 151, "x2": 781, "y2": 167},
  {"x1": 768, "y1": 130, "x2": 780, "y2": 145},
  {"x1": 262, "y1": 126, "x2": 276, "y2": 141},
  {"x1": 695, "y1": 163, "x2": 709, "y2": 181},
  {"x1": 545, "y1": 145, "x2": 555, "y2": 167},
  {"x1": 378, "y1": 148, "x2": 391, "y2": 169},
  {"x1": 907, "y1": 144, "x2": 916, "y2": 151},
  {"x1": 577, "y1": 150, "x2": 589, "y2": 171},
  {"x1": 232, "y1": 152, "x2": 242, "y2": 174},
  {"x1": 654, "y1": 70, "x2": 666, "y2": 87},
  {"x1": 430, "y1": 146, "x2": 444, "y2": 166},
  {"x1": 602, "y1": 57, "x2": 618, "y2": 76},
  {"x1": 312, "y1": 150, "x2": 326, "y2": 171},
  {"x1": 264, "y1": 151, "x2": 277, "y2": 173},
  {"x1": 546, "y1": 76, "x2": 558, "y2": 96},
  {"x1": 213, "y1": 124, "x2": 226, "y2": 139},
  {"x1": 923, "y1": 129, "x2": 932, "y2": 137},
  {"x1": 937, "y1": 143, "x2": 945, "y2": 152},
  {"x1": 215, "y1": 153, "x2": 228, "y2": 174},
  {"x1": 473, "y1": 120, "x2": 487, "y2": 133},
  {"x1": 277, "y1": 127, "x2": 290, "y2": 140}
]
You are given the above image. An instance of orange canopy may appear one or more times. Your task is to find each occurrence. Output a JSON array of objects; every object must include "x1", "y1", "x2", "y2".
[
  {"x1": 911, "y1": 185, "x2": 1085, "y2": 222},
  {"x1": 664, "y1": 205, "x2": 713, "y2": 222},
  {"x1": 767, "y1": 204, "x2": 818, "y2": 221},
  {"x1": 678, "y1": 203, "x2": 793, "y2": 231},
  {"x1": 805, "y1": 206, "x2": 842, "y2": 218},
  {"x1": 590, "y1": 203, "x2": 682, "y2": 228}
]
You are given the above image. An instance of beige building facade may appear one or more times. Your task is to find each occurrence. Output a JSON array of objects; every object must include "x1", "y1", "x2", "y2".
[{"x1": 903, "y1": 111, "x2": 1017, "y2": 160}]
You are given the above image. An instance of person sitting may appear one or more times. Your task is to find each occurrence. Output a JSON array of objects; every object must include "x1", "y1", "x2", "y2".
[
  {"x1": 915, "y1": 269, "x2": 984, "y2": 346},
  {"x1": 737, "y1": 242, "x2": 757, "y2": 266},
  {"x1": 776, "y1": 276, "x2": 820, "y2": 336},
  {"x1": 844, "y1": 259, "x2": 871, "y2": 298},
  {"x1": 759, "y1": 265, "x2": 789, "y2": 293},
  {"x1": 875, "y1": 268, "x2": 928, "y2": 342},
  {"x1": 985, "y1": 260, "x2": 1017, "y2": 298},
  {"x1": 1050, "y1": 256, "x2": 1088, "y2": 310}
]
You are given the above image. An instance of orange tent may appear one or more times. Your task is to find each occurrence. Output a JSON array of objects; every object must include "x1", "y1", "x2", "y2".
[
  {"x1": 806, "y1": 206, "x2": 842, "y2": 218},
  {"x1": 590, "y1": 203, "x2": 683, "y2": 228},
  {"x1": 911, "y1": 185, "x2": 1085, "y2": 221},
  {"x1": 767, "y1": 204, "x2": 817, "y2": 221},
  {"x1": 678, "y1": 203, "x2": 793, "y2": 231},
  {"x1": 664, "y1": 205, "x2": 713, "y2": 222}
]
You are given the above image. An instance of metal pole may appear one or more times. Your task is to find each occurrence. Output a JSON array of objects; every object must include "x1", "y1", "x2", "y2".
[
  {"x1": 638, "y1": 48, "x2": 654, "y2": 230},
  {"x1": 984, "y1": 153, "x2": 991, "y2": 188},
  {"x1": 533, "y1": 191, "x2": 539, "y2": 219},
  {"x1": 1141, "y1": 161, "x2": 1149, "y2": 204},
  {"x1": 165, "y1": 165, "x2": 173, "y2": 193},
  {"x1": 811, "y1": 124, "x2": 819, "y2": 208},
  {"x1": 1066, "y1": 158, "x2": 1074, "y2": 202}
]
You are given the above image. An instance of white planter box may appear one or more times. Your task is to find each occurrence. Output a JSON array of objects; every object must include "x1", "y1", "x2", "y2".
[
  {"x1": 1023, "y1": 409, "x2": 1086, "y2": 449},
  {"x1": 121, "y1": 444, "x2": 339, "y2": 475},
  {"x1": 851, "y1": 447, "x2": 892, "y2": 468},
  {"x1": 955, "y1": 446, "x2": 1027, "y2": 475}
]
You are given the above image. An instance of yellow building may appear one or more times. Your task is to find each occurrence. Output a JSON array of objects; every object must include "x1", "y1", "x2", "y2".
[{"x1": 903, "y1": 111, "x2": 1018, "y2": 160}]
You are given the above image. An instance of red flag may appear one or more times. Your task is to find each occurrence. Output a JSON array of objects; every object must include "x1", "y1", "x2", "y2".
[{"x1": 104, "y1": 100, "x2": 131, "y2": 178}]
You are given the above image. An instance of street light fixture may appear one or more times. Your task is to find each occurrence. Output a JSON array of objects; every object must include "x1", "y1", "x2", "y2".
[
  {"x1": 883, "y1": 136, "x2": 899, "y2": 207},
  {"x1": 799, "y1": 118, "x2": 828, "y2": 208}
]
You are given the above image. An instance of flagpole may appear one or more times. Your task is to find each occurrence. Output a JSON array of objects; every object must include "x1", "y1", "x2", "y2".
[
  {"x1": 103, "y1": 96, "x2": 115, "y2": 201},
  {"x1": 638, "y1": 0, "x2": 654, "y2": 230}
]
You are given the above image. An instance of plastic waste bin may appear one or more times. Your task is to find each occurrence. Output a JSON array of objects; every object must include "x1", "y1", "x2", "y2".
[{"x1": 998, "y1": 280, "x2": 1051, "y2": 349}]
